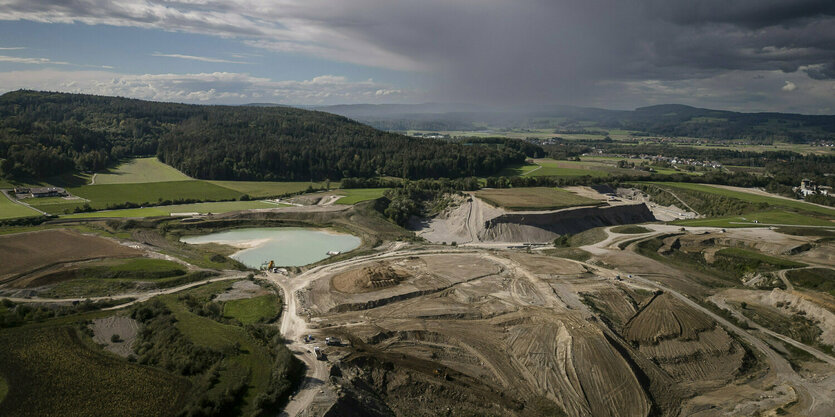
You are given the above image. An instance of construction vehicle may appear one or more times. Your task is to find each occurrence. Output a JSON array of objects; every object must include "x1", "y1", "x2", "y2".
[
  {"x1": 325, "y1": 337, "x2": 341, "y2": 346},
  {"x1": 314, "y1": 346, "x2": 325, "y2": 360},
  {"x1": 260, "y1": 260, "x2": 275, "y2": 271}
]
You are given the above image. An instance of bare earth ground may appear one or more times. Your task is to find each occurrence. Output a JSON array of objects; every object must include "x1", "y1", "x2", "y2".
[
  {"x1": 262, "y1": 222, "x2": 835, "y2": 417},
  {"x1": 0, "y1": 229, "x2": 141, "y2": 282},
  {"x1": 90, "y1": 315, "x2": 139, "y2": 357}
]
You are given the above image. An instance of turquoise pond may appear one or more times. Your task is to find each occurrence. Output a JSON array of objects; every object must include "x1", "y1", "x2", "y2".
[{"x1": 180, "y1": 227, "x2": 361, "y2": 267}]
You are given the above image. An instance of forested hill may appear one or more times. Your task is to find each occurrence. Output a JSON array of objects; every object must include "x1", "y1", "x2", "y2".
[
  {"x1": 318, "y1": 103, "x2": 835, "y2": 143},
  {"x1": 0, "y1": 91, "x2": 527, "y2": 181}
]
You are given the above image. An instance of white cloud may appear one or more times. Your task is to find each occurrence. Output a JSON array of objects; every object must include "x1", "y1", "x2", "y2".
[
  {"x1": 151, "y1": 52, "x2": 249, "y2": 64},
  {"x1": 0, "y1": 55, "x2": 70, "y2": 65},
  {"x1": 0, "y1": 46, "x2": 25, "y2": 50},
  {"x1": 0, "y1": 69, "x2": 410, "y2": 104},
  {"x1": 782, "y1": 80, "x2": 797, "y2": 92}
]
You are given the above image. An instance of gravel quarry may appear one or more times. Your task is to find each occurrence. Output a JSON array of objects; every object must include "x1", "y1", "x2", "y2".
[
  {"x1": 258, "y1": 218, "x2": 835, "y2": 417},
  {"x1": 413, "y1": 192, "x2": 656, "y2": 245}
]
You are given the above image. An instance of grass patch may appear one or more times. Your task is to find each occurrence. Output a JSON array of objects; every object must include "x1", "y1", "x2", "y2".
[
  {"x1": 93, "y1": 157, "x2": 192, "y2": 184},
  {"x1": 716, "y1": 248, "x2": 806, "y2": 269},
  {"x1": 29, "y1": 181, "x2": 243, "y2": 215},
  {"x1": 496, "y1": 163, "x2": 542, "y2": 176},
  {"x1": 644, "y1": 182, "x2": 835, "y2": 217},
  {"x1": 223, "y1": 295, "x2": 280, "y2": 325},
  {"x1": 0, "y1": 375, "x2": 7, "y2": 404},
  {"x1": 62, "y1": 200, "x2": 282, "y2": 218},
  {"x1": 335, "y1": 188, "x2": 388, "y2": 205},
  {"x1": 540, "y1": 247, "x2": 592, "y2": 262},
  {"x1": 157, "y1": 293, "x2": 274, "y2": 413},
  {"x1": 0, "y1": 326, "x2": 189, "y2": 416},
  {"x1": 81, "y1": 258, "x2": 187, "y2": 279},
  {"x1": 674, "y1": 210, "x2": 835, "y2": 228},
  {"x1": 610, "y1": 225, "x2": 651, "y2": 234},
  {"x1": 528, "y1": 159, "x2": 611, "y2": 177},
  {"x1": 475, "y1": 187, "x2": 599, "y2": 210},
  {"x1": 209, "y1": 180, "x2": 333, "y2": 198},
  {"x1": 40, "y1": 271, "x2": 218, "y2": 299},
  {"x1": 568, "y1": 227, "x2": 608, "y2": 247},
  {"x1": 0, "y1": 192, "x2": 41, "y2": 220},
  {"x1": 786, "y1": 268, "x2": 835, "y2": 297}
]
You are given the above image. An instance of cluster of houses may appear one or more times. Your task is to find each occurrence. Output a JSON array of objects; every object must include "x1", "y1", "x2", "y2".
[
  {"x1": 796, "y1": 179, "x2": 832, "y2": 198},
  {"x1": 410, "y1": 132, "x2": 451, "y2": 139},
  {"x1": 585, "y1": 152, "x2": 723, "y2": 169},
  {"x1": 12, "y1": 187, "x2": 67, "y2": 199}
]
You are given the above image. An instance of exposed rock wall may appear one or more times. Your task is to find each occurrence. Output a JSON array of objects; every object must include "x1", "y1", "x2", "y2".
[{"x1": 479, "y1": 203, "x2": 656, "y2": 243}]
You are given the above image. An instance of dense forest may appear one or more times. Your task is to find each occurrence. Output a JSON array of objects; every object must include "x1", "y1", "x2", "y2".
[{"x1": 0, "y1": 91, "x2": 528, "y2": 181}]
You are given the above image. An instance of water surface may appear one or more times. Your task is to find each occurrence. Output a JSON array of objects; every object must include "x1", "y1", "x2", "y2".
[{"x1": 181, "y1": 227, "x2": 361, "y2": 267}]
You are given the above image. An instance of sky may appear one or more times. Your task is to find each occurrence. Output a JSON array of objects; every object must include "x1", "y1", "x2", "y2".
[{"x1": 0, "y1": 0, "x2": 833, "y2": 113}]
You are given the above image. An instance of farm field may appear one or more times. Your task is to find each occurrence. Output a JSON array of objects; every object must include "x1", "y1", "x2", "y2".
[
  {"x1": 474, "y1": 187, "x2": 600, "y2": 210},
  {"x1": 0, "y1": 192, "x2": 41, "y2": 219},
  {"x1": 505, "y1": 158, "x2": 665, "y2": 178},
  {"x1": 335, "y1": 188, "x2": 388, "y2": 204},
  {"x1": 672, "y1": 210, "x2": 835, "y2": 228},
  {"x1": 29, "y1": 181, "x2": 244, "y2": 215},
  {"x1": 0, "y1": 229, "x2": 140, "y2": 282},
  {"x1": 223, "y1": 294, "x2": 280, "y2": 325},
  {"x1": 93, "y1": 157, "x2": 192, "y2": 184},
  {"x1": 62, "y1": 200, "x2": 284, "y2": 219},
  {"x1": 208, "y1": 180, "x2": 333, "y2": 198},
  {"x1": 644, "y1": 182, "x2": 835, "y2": 217},
  {"x1": 0, "y1": 326, "x2": 190, "y2": 417}
]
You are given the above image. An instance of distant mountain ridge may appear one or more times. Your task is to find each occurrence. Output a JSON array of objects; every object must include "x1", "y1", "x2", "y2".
[{"x1": 310, "y1": 103, "x2": 835, "y2": 142}]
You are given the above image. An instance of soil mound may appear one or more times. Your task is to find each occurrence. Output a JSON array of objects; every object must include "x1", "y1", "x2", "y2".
[
  {"x1": 332, "y1": 263, "x2": 407, "y2": 294},
  {"x1": 624, "y1": 293, "x2": 744, "y2": 386}
]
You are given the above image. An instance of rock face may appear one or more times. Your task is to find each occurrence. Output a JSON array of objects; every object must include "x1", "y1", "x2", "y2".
[{"x1": 479, "y1": 204, "x2": 656, "y2": 243}]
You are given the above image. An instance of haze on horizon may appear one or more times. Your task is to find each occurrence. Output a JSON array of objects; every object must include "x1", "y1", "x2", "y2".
[{"x1": 0, "y1": 0, "x2": 833, "y2": 114}]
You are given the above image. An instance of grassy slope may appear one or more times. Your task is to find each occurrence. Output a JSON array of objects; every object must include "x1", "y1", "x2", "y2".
[
  {"x1": 62, "y1": 200, "x2": 283, "y2": 218},
  {"x1": 160, "y1": 291, "x2": 272, "y2": 413},
  {"x1": 29, "y1": 181, "x2": 244, "y2": 214},
  {"x1": 673, "y1": 210, "x2": 834, "y2": 228},
  {"x1": 209, "y1": 180, "x2": 333, "y2": 198},
  {"x1": 335, "y1": 188, "x2": 388, "y2": 205},
  {"x1": 645, "y1": 182, "x2": 835, "y2": 217},
  {"x1": 716, "y1": 248, "x2": 806, "y2": 269},
  {"x1": 223, "y1": 295, "x2": 280, "y2": 325},
  {"x1": 0, "y1": 326, "x2": 189, "y2": 416},
  {"x1": 786, "y1": 268, "x2": 835, "y2": 296},
  {"x1": 610, "y1": 225, "x2": 652, "y2": 234},
  {"x1": 0, "y1": 375, "x2": 7, "y2": 404},
  {"x1": 475, "y1": 187, "x2": 599, "y2": 210},
  {"x1": 94, "y1": 157, "x2": 192, "y2": 184},
  {"x1": 499, "y1": 160, "x2": 610, "y2": 177},
  {"x1": 0, "y1": 192, "x2": 41, "y2": 219}
]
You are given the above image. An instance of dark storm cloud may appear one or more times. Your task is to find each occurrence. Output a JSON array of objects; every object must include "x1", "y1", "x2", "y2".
[
  {"x1": 647, "y1": 0, "x2": 835, "y2": 28},
  {"x1": 805, "y1": 62, "x2": 835, "y2": 80},
  {"x1": 0, "y1": 0, "x2": 833, "y2": 111}
]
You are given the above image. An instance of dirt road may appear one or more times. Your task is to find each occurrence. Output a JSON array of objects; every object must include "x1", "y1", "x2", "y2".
[{"x1": 1, "y1": 273, "x2": 248, "y2": 310}]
